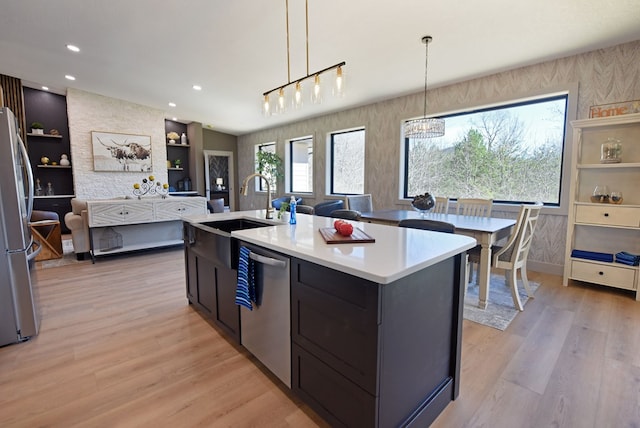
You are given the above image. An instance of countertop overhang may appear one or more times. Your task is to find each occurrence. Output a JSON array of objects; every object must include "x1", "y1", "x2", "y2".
[{"x1": 184, "y1": 210, "x2": 476, "y2": 284}]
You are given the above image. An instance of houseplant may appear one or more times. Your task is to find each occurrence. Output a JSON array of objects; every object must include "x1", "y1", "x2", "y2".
[
  {"x1": 30, "y1": 122, "x2": 44, "y2": 134},
  {"x1": 256, "y1": 150, "x2": 283, "y2": 196}
]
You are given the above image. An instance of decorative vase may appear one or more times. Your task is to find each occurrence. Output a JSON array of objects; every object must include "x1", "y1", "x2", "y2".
[
  {"x1": 60, "y1": 154, "x2": 70, "y2": 166},
  {"x1": 169, "y1": 139, "x2": 176, "y2": 144},
  {"x1": 411, "y1": 192, "x2": 436, "y2": 216}
]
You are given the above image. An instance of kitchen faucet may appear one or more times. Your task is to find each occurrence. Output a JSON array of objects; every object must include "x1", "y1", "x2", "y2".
[{"x1": 240, "y1": 173, "x2": 275, "y2": 219}]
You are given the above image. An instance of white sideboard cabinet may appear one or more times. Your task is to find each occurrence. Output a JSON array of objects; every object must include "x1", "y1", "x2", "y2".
[
  {"x1": 563, "y1": 112, "x2": 640, "y2": 298},
  {"x1": 87, "y1": 196, "x2": 207, "y2": 260}
]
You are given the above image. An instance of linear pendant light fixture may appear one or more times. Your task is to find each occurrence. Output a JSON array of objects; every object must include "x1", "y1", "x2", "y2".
[
  {"x1": 262, "y1": 0, "x2": 346, "y2": 117},
  {"x1": 404, "y1": 36, "x2": 445, "y2": 139}
]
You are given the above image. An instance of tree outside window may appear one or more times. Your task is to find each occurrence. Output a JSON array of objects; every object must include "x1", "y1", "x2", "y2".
[
  {"x1": 255, "y1": 143, "x2": 281, "y2": 193},
  {"x1": 404, "y1": 95, "x2": 567, "y2": 205},
  {"x1": 331, "y1": 129, "x2": 365, "y2": 195}
]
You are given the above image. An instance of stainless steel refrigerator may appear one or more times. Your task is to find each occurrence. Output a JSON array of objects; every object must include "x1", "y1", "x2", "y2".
[{"x1": 0, "y1": 106, "x2": 40, "y2": 347}]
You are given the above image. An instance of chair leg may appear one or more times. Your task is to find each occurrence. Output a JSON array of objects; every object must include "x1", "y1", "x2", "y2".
[
  {"x1": 507, "y1": 268, "x2": 524, "y2": 311},
  {"x1": 521, "y1": 265, "x2": 534, "y2": 298},
  {"x1": 464, "y1": 255, "x2": 470, "y2": 298}
]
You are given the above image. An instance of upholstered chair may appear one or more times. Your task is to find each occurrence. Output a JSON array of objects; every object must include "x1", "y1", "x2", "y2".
[{"x1": 63, "y1": 199, "x2": 90, "y2": 259}]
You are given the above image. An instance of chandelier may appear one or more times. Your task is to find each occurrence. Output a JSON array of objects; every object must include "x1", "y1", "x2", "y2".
[
  {"x1": 262, "y1": 0, "x2": 346, "y2": 116},
  {"x1": 404, "y1": 36, "x2": 445, "y2": 139}
]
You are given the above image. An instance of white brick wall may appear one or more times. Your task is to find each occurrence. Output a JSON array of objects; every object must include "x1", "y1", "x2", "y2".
[{"x1": 66, "y1": 88, "x2": 167, "y2": 199}]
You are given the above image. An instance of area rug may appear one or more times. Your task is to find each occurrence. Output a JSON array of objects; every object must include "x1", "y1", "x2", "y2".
[
  {"x1": 463, "y1": 274, "x2": 540, "y2": 331},
  {"x1": 36, "y1": 239, "x2": 88, "y2": 269}
]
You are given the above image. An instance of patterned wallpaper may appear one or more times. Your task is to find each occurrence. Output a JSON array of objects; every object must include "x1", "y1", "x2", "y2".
[{"x1": 237, "y1": 40, "x2": 640, "y2": 274}]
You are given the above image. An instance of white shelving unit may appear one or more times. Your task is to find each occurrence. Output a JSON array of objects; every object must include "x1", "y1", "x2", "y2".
[{"x1": 563, "y1": 112, "x2": 640, "y2": 298}]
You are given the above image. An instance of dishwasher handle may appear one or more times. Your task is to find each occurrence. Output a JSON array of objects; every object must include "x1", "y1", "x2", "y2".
[{"x1": 249, "y1": 251, "x2": 287, "y2": 268}]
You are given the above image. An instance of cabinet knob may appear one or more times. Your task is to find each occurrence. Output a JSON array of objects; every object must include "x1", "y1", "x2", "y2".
[
  {"x1": 598, "y1": 271, "x2": 604, "y2": 275},
  {"x1": 603, "y1": 213, "x2": 609, "y2": 217}
]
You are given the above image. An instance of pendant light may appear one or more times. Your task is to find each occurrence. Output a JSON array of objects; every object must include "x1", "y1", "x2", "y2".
[
  {"x1": 404, "y1": 36, "x2": 445, "y2": 139},
  {"x1": 261, "y1": 0, "x2": 346, "y2": 116}
]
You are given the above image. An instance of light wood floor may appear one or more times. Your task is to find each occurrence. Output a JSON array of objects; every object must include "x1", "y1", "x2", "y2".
[{"x1": 1, "y1": 249, "x2": 639, "y2": 427}]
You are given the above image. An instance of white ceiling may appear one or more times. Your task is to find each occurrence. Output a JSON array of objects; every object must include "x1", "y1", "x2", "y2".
[{"x1": 1, "y1": 0, "x2": 639, "y2": 136}]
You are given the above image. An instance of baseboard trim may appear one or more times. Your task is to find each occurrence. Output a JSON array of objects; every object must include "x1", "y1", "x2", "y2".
[{"x1": 527, "y1": 260, "x2": 563, "y2": 276}]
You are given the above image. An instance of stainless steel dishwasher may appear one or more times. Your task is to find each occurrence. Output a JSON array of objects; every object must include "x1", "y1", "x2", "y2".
[{"x1": 239, "y1": 243, "x2": 291, "y2": 388}]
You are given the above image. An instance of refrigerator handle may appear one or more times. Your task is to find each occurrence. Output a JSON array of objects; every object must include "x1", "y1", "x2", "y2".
[
  {"x1": 27, "y1": 239, "x2": 42, "y2": 261},
  {"x1": 17, "y1": 133, "x2": 34, "y2": 220}
]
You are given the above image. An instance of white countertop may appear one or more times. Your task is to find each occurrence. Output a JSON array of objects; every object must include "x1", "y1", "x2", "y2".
[{"x1": 184, "y1": 210, "x2": 477, "y2": 284}]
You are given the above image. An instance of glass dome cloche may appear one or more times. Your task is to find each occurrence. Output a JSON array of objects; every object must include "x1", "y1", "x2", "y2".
[{"x1": 411, "y1": 192, "x2": 436, "y2": 216}]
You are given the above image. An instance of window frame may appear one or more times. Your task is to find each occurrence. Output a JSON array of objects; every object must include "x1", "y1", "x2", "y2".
[
  {"x1": 329, "y1": 127, "x2": 366, "y2": 196},
  {"x1": 401, "y1": 87, "x2": 577, "y2": 214},
  {"x1": 286, "y1": 135, "x2": 314, "y2": 194}
]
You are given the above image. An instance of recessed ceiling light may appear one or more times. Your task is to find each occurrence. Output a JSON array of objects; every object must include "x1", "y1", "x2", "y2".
[
  {"x1": 65, "y1": 75, "x2": 76, "y2": 81},
  {"x1": 192, "y1": 85, "x2": 202, "y2": 91},
  {"x1": 66, "y1": 44, "x2": 80, "y2": 53},
  {"x1": 42, "y1": 86, "x2": 49, "y2": 91},
  {"x1": 168, "y1": 102, "x2": 176, "y2": 107}
]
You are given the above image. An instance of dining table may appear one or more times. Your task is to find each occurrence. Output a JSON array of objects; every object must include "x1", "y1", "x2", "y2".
[{"x1": 359, "y1": 209, "x2": 516, "y2": 309}]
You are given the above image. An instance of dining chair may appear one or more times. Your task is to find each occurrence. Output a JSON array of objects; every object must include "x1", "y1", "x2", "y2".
[
  {"x1": 457, "y1": 198, "x2": 493, "y2": 279},
  {"x1": 433, "y1": 196, "x2": 449, "y2": 214},
  {"x1": 468, "y1": 202, "x2": 543, "y2": 310},
  {"x1": 399, "y1": 218, "x2": 471, "y2": 288},
  {"x1": 330, "y1": 209, "x2": 361, "y2": 220},
  {"x1": 346, "y1": 194, "x2": 373, "y2": 213},
  {"x1": 295, "y1": 204, "x2": 315, "y2": 215},
  {"x1": 456, "y1": 198, "x2": 493, "y2": 217},
  {"x1": 398, "y1": 219, "x2": 455, "y2": 233}
]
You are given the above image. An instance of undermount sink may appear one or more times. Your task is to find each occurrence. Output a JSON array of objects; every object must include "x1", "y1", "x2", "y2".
[{"x1": 200, "y1": 218, "x2": 272, "y2": 234}]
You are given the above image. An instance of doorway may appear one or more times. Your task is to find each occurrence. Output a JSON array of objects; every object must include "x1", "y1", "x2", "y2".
[{"x1": 204, "y1": 150, "x2": 235, "y2": 211}]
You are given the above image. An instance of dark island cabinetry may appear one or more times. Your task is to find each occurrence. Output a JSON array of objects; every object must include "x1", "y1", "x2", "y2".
[
  {"x1": 184, "y1": 223, "x2": 240, "y2": 342},
  {"x1": 291, "y1": 254, "x2": 465, "y2": 427}
]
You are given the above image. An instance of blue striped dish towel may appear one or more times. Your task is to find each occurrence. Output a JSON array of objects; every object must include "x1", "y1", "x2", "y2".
[
  {"x1": 235, "y1": 246, "x2": 256, "y2": 310},
  {"x1": 571, "y1": 249, "x2": 614, "y2": 263}
]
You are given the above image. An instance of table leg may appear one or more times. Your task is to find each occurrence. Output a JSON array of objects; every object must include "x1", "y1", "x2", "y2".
[{"x1": 478, "y1": 242, "x2": 492, "y2": 309}]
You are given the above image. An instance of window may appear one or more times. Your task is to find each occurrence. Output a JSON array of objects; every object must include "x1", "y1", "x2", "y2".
[
  {"x1": 403, "y1": 95, "x2": 568, "y2": 205},
  {"x1": 255, "y1": 143, "x2": 276, "y2": 192},
  {"x1": 330, "y1": 128, "x2": 365, "y2": 194},
  {"x1": 287, "y1": 137, "x2": 313, "y2": 193}
]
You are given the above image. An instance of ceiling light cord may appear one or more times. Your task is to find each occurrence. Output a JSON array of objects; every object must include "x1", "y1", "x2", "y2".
[
  {"x1": 286, "y1": 0, "x2": 291, "y2": 84},
  {"x1": 422, "y1": 36, "x2": 431, "y2": 119}
]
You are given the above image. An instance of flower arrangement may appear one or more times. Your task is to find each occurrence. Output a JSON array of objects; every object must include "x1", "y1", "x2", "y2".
[
  {"x1": 166, "y1": 131, "x2": 179, "y2": 142},
  {"x1": 133, "y1": 175, "x2": 169, "y2": 199}
]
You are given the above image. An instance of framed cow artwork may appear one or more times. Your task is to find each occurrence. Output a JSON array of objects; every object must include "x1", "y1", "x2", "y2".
[{"x1": 91, "y1": 131, "x2": 152, "y2": 172}]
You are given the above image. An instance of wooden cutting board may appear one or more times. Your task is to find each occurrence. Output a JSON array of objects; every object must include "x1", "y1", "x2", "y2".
[{"x1": 319, "y1": 227, "x2": 375, "y2": 244}]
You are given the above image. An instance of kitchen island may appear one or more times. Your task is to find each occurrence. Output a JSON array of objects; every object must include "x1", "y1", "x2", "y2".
[{"x1": 183, "y1": 210, "x2": 476, "y2": 427}]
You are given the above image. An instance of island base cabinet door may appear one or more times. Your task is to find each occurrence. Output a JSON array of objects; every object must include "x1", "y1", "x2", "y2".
[
  {"x1": 184, "y1": 225, "x2": 240, "y2": 343},
  {"x1": 292, "y1": 344, "x2": 376, "y2": 428}
]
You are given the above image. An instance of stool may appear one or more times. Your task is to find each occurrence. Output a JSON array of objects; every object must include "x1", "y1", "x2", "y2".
[{"x1": 30, "y1": 220, "x2": 63, "y2": 261}]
